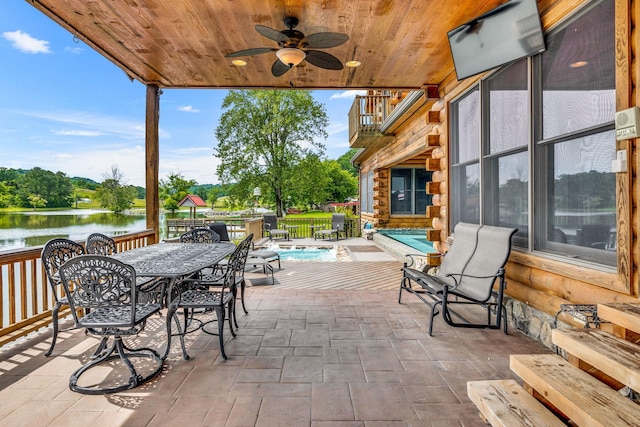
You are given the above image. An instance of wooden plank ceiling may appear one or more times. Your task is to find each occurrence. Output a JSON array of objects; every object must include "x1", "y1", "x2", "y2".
[{"x1": 27, "y1": 0, "x2": 505, "y2": 90}]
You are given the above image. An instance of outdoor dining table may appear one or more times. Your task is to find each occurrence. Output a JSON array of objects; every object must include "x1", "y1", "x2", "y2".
[{"x1": 111, "y1": 241, "x2": 236, "y2": 358}]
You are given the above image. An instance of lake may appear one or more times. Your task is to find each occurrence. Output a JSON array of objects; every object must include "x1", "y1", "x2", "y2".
[{"x1": 0, "y1": 209, "x2": 167, "y2": 251}]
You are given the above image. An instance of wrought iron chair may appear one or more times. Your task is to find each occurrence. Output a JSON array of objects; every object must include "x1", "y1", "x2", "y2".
[
  {"x1": 85, "y1": 232, "x2": 117, "y2": 255},
  {"x1": 41, "y1": 238, "x2": 85, "y2": 356},
  {"x1": 58, "y1": 255, "x2": 163, "y2": 394},
  {"x1": 85, "y1": 232, "x2": 164, "y2": 296},
  {"x1": 314, "y1": 213, "x2": 346, "y2": 240},
  {"x1": 179, "y1": 227, "x2": 221, "y2": 243},
  {"x1": 165, "y1": 234, "x2": 253, "y2": 360}
]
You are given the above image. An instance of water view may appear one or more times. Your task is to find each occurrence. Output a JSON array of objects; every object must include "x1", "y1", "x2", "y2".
[{"x1": 0, "y1": 210, "x2": 151, "y2": 251}]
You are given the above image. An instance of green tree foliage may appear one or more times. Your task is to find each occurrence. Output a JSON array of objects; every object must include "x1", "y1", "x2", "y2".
[
  {"x1": 0, "y1": 167, "x2": 21, "y2": 183},
  {"x1": 70, "y1": 177, "x2": 99, "y2": 190},
  {"x1": 27, "y1": 194, "x2": 47, "y2": 210},
  {"x1": 159, "y1": 172, "x2": 196, "y2": 213},
  {"x1": 16, "y1": 167, "x2": 73, "y2": 208},
  {"x1": 0, "y1": 181, "x2": 15, "y2": 208},
  {"x1": 324, "y1": 160, "x2": 358, "y2": 202},
  {"x1": 95, "y1": 165, "x2": 137, "y2": 213},
  {"x1": 336, "y1": 148, "x2": 359, "y2": 176},
  {"x1": 214, "y1": 90, "x2": 328, "y2": 216},
  {"x1": 289, "y1": 154, "x2": 331, "y2": 209}
]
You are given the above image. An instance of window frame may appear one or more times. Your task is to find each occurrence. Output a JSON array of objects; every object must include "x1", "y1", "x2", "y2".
[{"x1": 448, "y1": 0, "x2": 621, "y2": 273}]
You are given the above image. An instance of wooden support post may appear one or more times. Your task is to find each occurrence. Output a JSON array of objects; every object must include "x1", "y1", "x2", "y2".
[{"x1": 145, "y1": 84, "x2": 160, "y2": 244}]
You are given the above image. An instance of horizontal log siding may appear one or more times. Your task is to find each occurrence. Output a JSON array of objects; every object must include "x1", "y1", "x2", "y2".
[{"x1": 358, "y1": 0, "x2": 638, "y2": 327}]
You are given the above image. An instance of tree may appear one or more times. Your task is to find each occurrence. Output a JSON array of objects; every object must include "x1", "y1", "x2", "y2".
[
  {"x1": 336, "y1": 148, "x2": 359, "y2": 176},
  {"x1": 27, "y1": 194, "x2": 47, "y2": 210},
  {"x1": 289, "y1": 154, "x2": 330, "y2": 209},
  {"x1": 16, "y1": 167, "x2": 73, "y2": 208},
  {"x1": 214, "y1": 90, "x2": 328, "y2": 217},
  {"x1": 0, "y1": 181, "x2": 15, "y2": 208},
  {"x1": 95, "y1": 165, "x2": 137, "y2": 213},
  {"x1": 324, "y1": 160, "x2": 358, "y2": 202},
  {"x1": 159, "y1": 172, "x2": 196, "y2": 213}
]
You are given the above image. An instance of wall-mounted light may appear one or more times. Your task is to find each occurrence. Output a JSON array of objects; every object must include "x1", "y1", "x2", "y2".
[
  {"x1": 231, "y1": 59, "x2": 248, "y2": 66},
  {"x1": 346, "y1": 60, "x2": 361, "y2": 68}
]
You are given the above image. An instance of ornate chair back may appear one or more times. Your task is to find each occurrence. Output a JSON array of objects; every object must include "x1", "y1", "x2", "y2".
[
  {"x1": 179, "y1": 228, "x2": 220, "y2": 243},
  {"x1": 41, "y1": 238, "x2": 86, "y2": 304},
  {"x1": 85, "y1": 233, "x2": 117, "y2": 255}
]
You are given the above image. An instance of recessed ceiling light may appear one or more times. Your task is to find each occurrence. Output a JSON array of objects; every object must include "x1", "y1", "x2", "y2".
[
  {"x1": 570, "y1": 61, "x2": 588, "y2": 68},
  {"x1": 346, "y1": 60, "x2": 361, "y2": 68},
  {"x1": 231, "y1": 59, "x2": 248, "y2": 66}
]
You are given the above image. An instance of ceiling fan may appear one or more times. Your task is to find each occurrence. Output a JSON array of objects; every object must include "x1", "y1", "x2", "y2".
[{"x1": 225, "y1": 16, "x2": 349, "y2": 77}]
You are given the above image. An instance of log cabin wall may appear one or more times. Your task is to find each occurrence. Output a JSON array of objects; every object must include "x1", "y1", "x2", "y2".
[{"x1": 358, "y1": 0, "x2": 638, "y2": 347}]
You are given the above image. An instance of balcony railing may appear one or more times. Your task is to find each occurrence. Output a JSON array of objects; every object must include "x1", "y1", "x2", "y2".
[
  {"x1": 348, "y1": 94, "x2": 392, "y2": 142},
  {"x1": 0, "y1": 229, "x2": 155, "y2": 347}
]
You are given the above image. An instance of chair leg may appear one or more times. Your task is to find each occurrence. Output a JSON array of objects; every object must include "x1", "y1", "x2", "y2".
[
  {"x1": 215, "y1": 307, "x2": 227, "y2": 360},
  {"x1": 70, "y1": 336, "x2": 162, "y2": 395},
  {"x1": 240, "y1": 278, "x2": 248, "y2": 315},
  {"x1": 164, "y1": 306, "x2": 191, "y2": 361},
  {"x1": 45, "y1": 301, "x2": 63, "y2": 357},
  {"x1": 228, "y1": 299, "x2": 237, "y2": 337}
]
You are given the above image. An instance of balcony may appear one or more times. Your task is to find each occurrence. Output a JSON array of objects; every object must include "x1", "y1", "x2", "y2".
[{"x1": 348, "y1": 87, "x2": 439, "y2": 150}]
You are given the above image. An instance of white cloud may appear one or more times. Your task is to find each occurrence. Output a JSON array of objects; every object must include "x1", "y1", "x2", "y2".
[
  {"x1": 17, "y1": 109, "x2": 152, "y2": 140},
  {"x1": 65, "y1": 46, "x2": 83, "y2": 54},
  {"x1": 52, "y1": 129, "x2": 104, "y2": 137},
  {"x1": 2, "y1": 30, "x2": 51, "y2": 54},
  {"x1": 178, "y1": 105, "x2": 200, "y2": 113},
  {"x1": 329, "y1": 90, "x2": 367, "y2": 100}
]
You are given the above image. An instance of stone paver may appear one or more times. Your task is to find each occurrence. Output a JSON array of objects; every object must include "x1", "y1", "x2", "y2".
[{"x1": 0, "y1": 244, "x2": 551, "y2": 426}]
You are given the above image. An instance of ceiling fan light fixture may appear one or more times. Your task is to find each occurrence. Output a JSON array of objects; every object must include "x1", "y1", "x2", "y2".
[
  {"x1": 276, "y1": 48, "x2": 306, "y2": 67},
  {"x1": 231, "y1": 59, "x2": 248, "y2": 66},
  {"x1": 345, "y1": 60, "x2": 361, "y2": 68}
]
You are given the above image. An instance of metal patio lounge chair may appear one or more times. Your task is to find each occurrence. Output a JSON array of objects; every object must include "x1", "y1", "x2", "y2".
[
  {"x1": 262, "y1": 214, "x2": 289, "y2": 240},
  {"x1": 314, "y1": 213, "x2": 346, "y2": 241},
  {"x1": 399, "y1": 222, "x2": 517, "y2": 336}
]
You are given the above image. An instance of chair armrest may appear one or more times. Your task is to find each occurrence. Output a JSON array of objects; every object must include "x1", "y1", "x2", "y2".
[
  {"x1": 443, "y1": 268, "x2": 505, "y2": 292},
  {"x1": 404, "y1": 252, "x2": 444, "y2": 268}
]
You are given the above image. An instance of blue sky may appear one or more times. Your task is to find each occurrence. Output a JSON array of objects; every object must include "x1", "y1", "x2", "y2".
[{"x1": 0, "y1": 2, "x2": 363, "y2": 187}]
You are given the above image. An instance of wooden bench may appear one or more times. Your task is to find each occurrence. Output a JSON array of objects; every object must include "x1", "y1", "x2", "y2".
[
  {"x1": 399, "y1": 222, "x2": 517, "y2": 335},
  {"x1": 467, "y1": 380, "x2": 566, "y2": 427}
]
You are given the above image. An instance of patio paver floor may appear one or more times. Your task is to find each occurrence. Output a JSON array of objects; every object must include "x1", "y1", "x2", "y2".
[{"x1": 0, "y1": 239, "x2": 551, "y2": 426}]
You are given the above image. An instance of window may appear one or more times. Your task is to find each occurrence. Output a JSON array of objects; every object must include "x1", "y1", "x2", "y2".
[
  {"x1": 390, "y1": 168, "x2": 432, "y2": 215},
  {"x1": 450, "y1": 0, "x2": 616, "y2": 267},
  {"x1": 360, "y1": 170, "x2": 374, "y2": 213},
  {"x1": 484, "y1": 59, "x2": 529, "y2": 242},
  {"x1": 451, "y1": 87, "x2": 480, "y2": 225}
]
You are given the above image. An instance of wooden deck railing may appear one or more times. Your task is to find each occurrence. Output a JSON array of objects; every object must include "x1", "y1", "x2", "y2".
[
  {"x1": 277, "y1": 217, "x2": 361, "y2": 239},
  {"x1": 348, "y1": 94, "x2": 392, "y2": 141},
  {"x1": 0, "y1": 229, "x2": 155, "y2": 348}
]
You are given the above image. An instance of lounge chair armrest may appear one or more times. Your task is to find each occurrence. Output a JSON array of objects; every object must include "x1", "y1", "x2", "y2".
[{"x1": 404, "y1": 252, "x2": 444, "y2": 268}]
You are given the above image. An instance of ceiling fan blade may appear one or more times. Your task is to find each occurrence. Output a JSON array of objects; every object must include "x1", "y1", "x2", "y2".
[
  {"x1": 225, "y1": 47, "x2": 277, "y2": 58},
  {"x1": 271, "y1": 59, "x2": 291, "y2": 77},
  {"x1": 301, "y1": 32, "x2": 349, "y2": 49},
  {"x1": 304, "y1": 50, "x2": 343, "y2": 70},
  {"x1": 255, "y1": 25, "x2": 290, "y2": 43}
]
